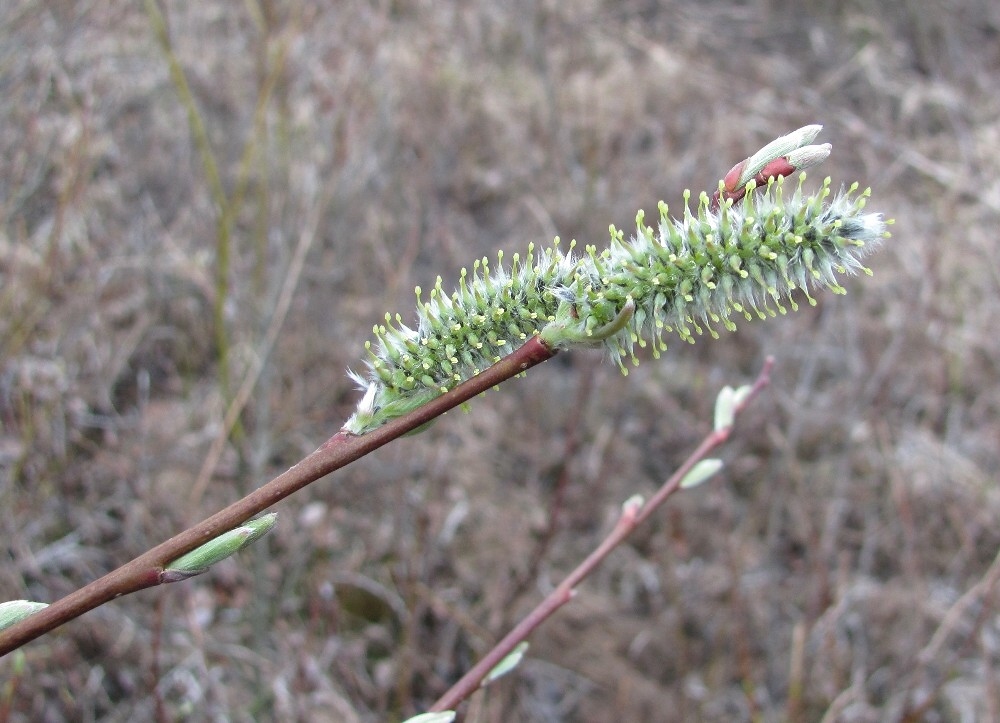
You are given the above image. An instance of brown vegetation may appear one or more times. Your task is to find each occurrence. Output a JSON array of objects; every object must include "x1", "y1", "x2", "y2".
[{"x1": 1, "y1": 1, "x2": 999, "y2": 720}]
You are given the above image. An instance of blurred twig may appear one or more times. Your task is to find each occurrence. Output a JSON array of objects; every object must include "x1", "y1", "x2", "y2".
[
  {"x1": 143, "y1": 0, "x2": 295, "y2": 441},
  {"x1": 500, "y1": 356, "x2": 598, "y2": 615},
  {"x1": 897, "y1": 543, "x2": 1000, "y2": 721},
  {"x1": 428, "y1": 358, "x2": 773, "y2": 713},
  {"x1": 144, "y1": 0, "x2": 235, "y2": 407},
  {"x1": 187, "y1": 175, "x2": 333, "y2": 510}
]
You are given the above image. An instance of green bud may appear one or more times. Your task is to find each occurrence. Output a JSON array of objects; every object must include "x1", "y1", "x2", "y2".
[
  {"x1": 484, "y1": 641, "x2": 529, "y2": 685},
  {"x1": 0, "y1": 600, "x2": 49, "y2": 631},
  {"x1": 400, "y1": 713, "x2": 456, "y2": 723},
  {"x1": 162, "y1": 513, "x2": 277, "y2": 583},
  {"x1": 621, "y1": 494, "x2": 645, "y2": 516},
  {"x1": 680, "y1": 459, "x2": 724, "y2": 489},
  {"x1": 714, "y1": 385, "x2": 737, "y2": 432}
]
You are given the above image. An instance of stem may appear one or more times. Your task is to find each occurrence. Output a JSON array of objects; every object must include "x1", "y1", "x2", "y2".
[
  {"x1": 429, "y1": 357, "x2": 773, "y2": 713},
  {"x1": 143, "y1": 0, "x2": 236, "y2": 406},
  {"x1": 0, "y1": 336, "x2": 556, "y2": 656}
]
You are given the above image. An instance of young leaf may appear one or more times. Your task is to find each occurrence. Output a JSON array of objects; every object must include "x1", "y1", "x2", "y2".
[
  {"x1": 400, "y1": 713, "x2": 456, "y2": 723},
  {"x1": 483, "y1": 641, "x2": 530, "y2": 685},
  {"x1": 680, "y1": 459, "x2": 724, "y2": 489},
  {"x1": 0, "y1": 601, "x2": 48, "y2": 632}
]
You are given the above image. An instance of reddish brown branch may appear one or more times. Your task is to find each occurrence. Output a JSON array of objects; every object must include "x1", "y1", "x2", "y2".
[
  {"x1": 0, "y1": 336, "x2": 557, "y2": 656},
  {"x1": 429, "y1": 357, "x2": 774, "y2": 713}
]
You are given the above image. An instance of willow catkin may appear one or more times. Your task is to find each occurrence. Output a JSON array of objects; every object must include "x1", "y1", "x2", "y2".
[{"x1": 344, "y1": 170, "x2": 887, "y2": 435}]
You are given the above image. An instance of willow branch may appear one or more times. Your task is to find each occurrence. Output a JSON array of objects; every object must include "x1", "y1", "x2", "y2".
[
  {"x1": 0, "y1": 337, "x2": 556, "y2": 656},
  {"x1": 429, "y1": 357, "x2": 773, "y2": 713}
]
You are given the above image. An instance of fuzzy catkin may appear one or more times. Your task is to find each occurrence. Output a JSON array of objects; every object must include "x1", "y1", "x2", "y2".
[{"x1": 345, "y1": 174, "x2": 887, "y2": 434}]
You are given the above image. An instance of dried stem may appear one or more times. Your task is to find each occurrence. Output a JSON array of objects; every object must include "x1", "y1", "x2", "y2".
[{"x1": 428, "y1": 357, "x2": 774, "y2": 713}]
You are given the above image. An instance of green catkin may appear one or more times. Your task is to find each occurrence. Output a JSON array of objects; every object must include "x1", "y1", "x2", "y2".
[{"x1": 345, "y1": 174, "x2": 888, "y2": 434}]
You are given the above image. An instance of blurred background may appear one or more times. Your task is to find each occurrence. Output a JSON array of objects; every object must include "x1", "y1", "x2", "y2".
[{"x1": 1, "y1": 1, "x2": 998, "y2": 720}]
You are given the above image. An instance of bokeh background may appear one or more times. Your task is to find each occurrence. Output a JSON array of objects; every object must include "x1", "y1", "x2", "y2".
[{"x1": 2, "y1": 1, "x2": 999, "y2": 720}]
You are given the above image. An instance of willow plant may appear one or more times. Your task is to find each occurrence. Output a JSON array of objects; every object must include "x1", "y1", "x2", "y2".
[
  {"x1": 0, "y1": 126, "x2": 888, "y2": 715},
  {"x1": 346, "y1": 125, "x2": 883, "y2": 434}
]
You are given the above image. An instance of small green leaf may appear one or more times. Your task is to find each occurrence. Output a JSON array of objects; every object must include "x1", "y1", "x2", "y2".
[
  {"x1": 731, "y1": 384, "x2": 753, "y2": 408},
  {"x1": 400, "y1": 713, "x2": 455, "y2": 723},
  {"x1": 680, "y1": 459, "x2": 724, "y2": 489},
  {"x1": 162, "y1": 513, "x2": 277, "y2": 582},
  {"x1": 0, "y1": 600, "x2": 48, "y2": 632},
  {"x1": 241, "y1": 512, "x2": 278, "y2": 545},
  {"x1": 740, "y1": 125, "x2": 823, "y2": 186},
  {"x1": 483, "y1": 641, "x2": 529, "y2": 685},
  {"x1": 621, "y1": 494, "x2": 645, "y2": 515},
  {"x1": 714, "y1": 385, "x2": 737, "y2": 432}
]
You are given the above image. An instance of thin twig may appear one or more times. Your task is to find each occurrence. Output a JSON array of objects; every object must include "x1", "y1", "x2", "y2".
[
  {"x1": 897, "y1": 542, "x2": 1000, "y2": 721},
  {"x1": 428, "y1": 357, "x2": 774, "y2": 713},
  {"x1": 143, "y1": 0, "x2": 236, "y2": 404}
]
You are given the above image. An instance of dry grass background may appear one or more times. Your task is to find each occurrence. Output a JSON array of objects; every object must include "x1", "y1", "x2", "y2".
[{"x1": 1, "y1": 0, "x2": 999, "y2": 721}]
